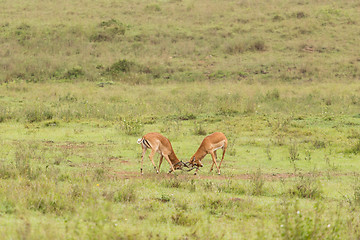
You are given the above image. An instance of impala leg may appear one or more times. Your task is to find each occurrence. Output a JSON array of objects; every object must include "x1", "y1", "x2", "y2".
[
  {"x1": 194, "y1": 167, "x2": 199, "y2": 175},
  {"x1": 210, "y1": 151, "x2": 220, "y2": 175},
  {"x1": 148, "y1": 149, "x2": 159, "y2": 174},
  {"x1": 219, "y1": 146, "x2": 226, "y2": 169},
  {"x1": 158, "y1": 155, "x2": 164, "y2": 172},
  {"x1": 140, "y1": 146, "x2": 146, "y2": 175},
  {"x1": 164, "y1": 155, "x2": 175, "y2": 173},
  {"x1": 210, "y1": 151, "x2": 217, "y2": 172}
]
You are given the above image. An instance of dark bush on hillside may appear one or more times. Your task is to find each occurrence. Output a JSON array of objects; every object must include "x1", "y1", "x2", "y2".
[
  {"x1": 225, "y1": 38, "x2": 266, "y2": 54},
  {"x1": 26, "y1": 108, "x2": 53, "y2": 123},
  {"x1": 14, "y1": 23, "x2": 31, "y2": 45},
  {"x1": 106, "y1": 59, "x2": 136, "y2": 75},
  {"x1": 105, "y1": 59, "x2": 154, "y2": 77},
  {"x1": 63, "y1": 66, "x2": 84, "y2": 79},
  {"x1": 90, "y1": 19, "x2": 126, "y2": 42}
]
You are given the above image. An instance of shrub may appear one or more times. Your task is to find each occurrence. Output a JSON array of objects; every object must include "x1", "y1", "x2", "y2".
[
  {"x1": 93, "y1": 168, "x2": 105, "y2": 181},
  {"x1": 145, "y1": 4, "x2": 161, "y2": 12},
  {"x1": 90, "y1": 19, "x2": 126, "y2": 42},
  {"x1": 277, "y1": 200, "x2": 339, "y2": 239},
  {"x1": 265, "y1": 89, "x2": 280, "y2": 100},
  {"x1": 106, "y1": 59, "x2": 135, "y2": 75},
  {"x1": 0, "y1": 162, "x2": 16, "y2": 179},
  {"x1": 250, "y1": 168, "x2": 265, "y2": 196},
  {"x1": 25, "y1": 108, "x2": 53, "y2": 123},
  {"x1": 121, "y1": 118, "x2": 143, "y2": 136},
  {"x1": 225, "y1": 38, "x2": 266, "y2": 54},
  {"x1": 194, "y1": 124, "x2": 206, "y2": 136},
  {"x1": 171, "y1": 210, "x2": 199, "y2": 226},
  {"x1": 114, "y1": 184, "x2": 137, "y2": 203},
  {"x1": 288, "y1": 174, "x2": 322, "y2": 199},
  {"x1": 217, "y1": 180, "x2": 246, "y2": 194},
  {"x1": 178, "y1": 113, "x2": 196, "y2": 120},
  {"x1": 289, "y1": 142, "x2": 300, "y2": 163},
  {"x1": 162, "y1": 178, "x2": 182, "y2": 188},
  {"x1": 63, "y1": 66, "x2": 84, "y2": 79},
  {"x1": 345, "y1": 139, "x2": 360, "y2": 154}
]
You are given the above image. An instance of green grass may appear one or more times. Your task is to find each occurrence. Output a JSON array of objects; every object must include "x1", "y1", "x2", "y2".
[
  {"x1": 1, "y1": 0, "x2": 360, "y2": 239},
  {"x1": 0, "y1": 82, "x2": 360, "y2": 238}
]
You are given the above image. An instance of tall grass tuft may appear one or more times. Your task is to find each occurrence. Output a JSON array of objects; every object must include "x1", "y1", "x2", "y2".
[
  {"x1": 113, "y1": 183, "x2": 137, "y2": 203},
  {"x1": 250, "y1": 168, "x2": 265, "y2": 196},
  {"x1": 288, "y1": 173, "x2": 322, "y2": 199}
]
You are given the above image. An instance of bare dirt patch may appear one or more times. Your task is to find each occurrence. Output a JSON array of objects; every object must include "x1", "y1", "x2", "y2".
[{"x1": 111, "y1": 170, "x2": 355, "y2": 181}]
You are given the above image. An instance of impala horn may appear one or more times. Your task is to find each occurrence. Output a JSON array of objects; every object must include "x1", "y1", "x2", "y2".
[
  {"x1": 185, "y1": 166, "x2": 198, "y2": 172},
  {"x1": 182, "y1": 161, "x2": 190, "y2": 168}
]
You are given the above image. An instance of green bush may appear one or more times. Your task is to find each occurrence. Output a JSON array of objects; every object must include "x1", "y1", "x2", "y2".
[
  {"x1": 25, "y1": 108, "x2": 53, "y2": 123},
  {"x1": 114, "y1": 184, "x2": 137, "y2": 203},
  {"x1": 63, "y1": 66, "x2": 84, "y2": 79},
  {"x1": 289, "y1": 174, "x2": 323, "y2": 199},
  {"x1": 90, "y1": 19, "x2": 126, "y2": 42}
]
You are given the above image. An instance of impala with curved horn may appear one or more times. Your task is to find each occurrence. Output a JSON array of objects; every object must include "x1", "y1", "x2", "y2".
[
  {"x1": 137, "y1": 132, "x2": 188, "y2": 174},
  {"x1": 187, "y1": 132, "x2": 227, "y2": 175}
]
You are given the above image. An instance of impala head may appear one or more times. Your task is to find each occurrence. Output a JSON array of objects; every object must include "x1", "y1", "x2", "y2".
[
  {"x1": 188, "y1": 156, "x2": 203, "y2": 168},
  {"x1": 169, "y1": 161, "x2": 189, "y2": 173}
]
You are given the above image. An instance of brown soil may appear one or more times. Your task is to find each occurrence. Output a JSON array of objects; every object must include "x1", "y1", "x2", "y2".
[{"x1": 112, "y1": 170, "x2": 357, "y2": 180}]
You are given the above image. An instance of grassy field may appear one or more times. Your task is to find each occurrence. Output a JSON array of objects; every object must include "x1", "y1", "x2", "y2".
[{"x1": 1, "y1": 0, "x2": 360, "y2": 239}]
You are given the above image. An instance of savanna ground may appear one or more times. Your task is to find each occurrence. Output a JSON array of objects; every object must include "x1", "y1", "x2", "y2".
[{"x1": 1, "y1": 0, "x2": 360, "y2": 239}]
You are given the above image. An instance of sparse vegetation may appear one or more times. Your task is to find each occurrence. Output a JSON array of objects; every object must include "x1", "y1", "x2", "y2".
[{"x1": 1, "y1": 0, "x2": 360, "y2": 239}]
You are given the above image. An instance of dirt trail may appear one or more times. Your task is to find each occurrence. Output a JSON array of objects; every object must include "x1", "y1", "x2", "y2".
[{"x1": 113, "y1": 170, "x2": 356, "y2": 180}]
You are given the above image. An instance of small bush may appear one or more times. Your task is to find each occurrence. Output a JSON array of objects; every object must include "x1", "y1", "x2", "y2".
[
  {"x1": 114, "y1": 185, "x2": 137, "y2": 203},
  {"x1": 225, "y1": 38, "x2": 266, "y2": 54},
  {"x1": 295, "y1": 11, "x2": 306, "y2": 19},
  {"x1": 289, "y1": 142, "x2": 300, "y2": 163},
  {"x1": 277, "y1": 200, "x2": 339, "y2": 239},
  {"x1": 251, "y1": 39, "x2": 266, "y2": 51},
  {"x1": 313, "y1": 139, "x2": 326, "y2": 149},
  {"x1": 178, "y1": 113, "x2": 196, "y2": 120},
  {"x1": 145, "y1": 4, "x2": 161, "y2": 12},
  {"x1": 63, "y1": 66, "x2": 84, "y2": 79},
  {"x1": 346, "y1": 139, "x2": 360, "y2": 154},
  {"x1": 25, "y1": 108, "x2": 53, "y2": 123},
  {"x1": 106, "y1": 59, "x2": 135, "y2": 74},
  {"x1": 217, "y1": 180, "x2": 246, "y2": 194},
  {"x1": 157, "y1": 194, "x2": 171, "y2": 203},
  {"x1": 265, "y1": 89, "x2": 280, "y2": 100},
  {"x1": 162, "y1": 178, "x2": 182, "y2": 188},
  {"x1": 344, "y1": 175, "x2": 360, "y2": 207},
  {"x1": 0, "y1": 200, "x2": 16, "y2": 214},
  {"x1": 121, "y1": 118, "x2": 143, "y2": 136},
  {"x1": 273, "y1": 14, "x2": 284, "y2": 21},
  {"x1": 0, "y1": 163, "x2": 16, "y2": 179},
  {"x1": 250, "y1": 168, "x2": 265, "y2": 196},
  {"x1": 90, "y1": 19, "x2": 126, "y2": 42},
  {"x1": 194, "y1": 124, "x2": 206, "y2": 136},
  {"x1": 171, "y1": 210, "x2": 199, "y2": 226},
  {"x1": 14, "y1": 23, "x2": 31, "y2": 45},
  {"x1": 93, "y1": 168, "x2": 105, "y2": 181},
  {"x1": 289, "y1": 174, "x2": 322, "y2": 199}
]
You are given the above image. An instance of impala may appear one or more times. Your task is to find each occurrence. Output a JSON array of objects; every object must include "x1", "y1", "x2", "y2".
[
  {"x1": 188, "y1": 132, "x2": 228, "y2": 175},
  {"x1": 137, "y1": 132, "x2": 187, "y2": 174}
]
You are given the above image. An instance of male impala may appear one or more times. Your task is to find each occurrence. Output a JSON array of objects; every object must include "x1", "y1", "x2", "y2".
[
  {"x1": 188, "y1": 132, "x2": 227, "y2": 175},
  {"x1": 137, "y1": 132, "x2": 187, "y2": 174}
]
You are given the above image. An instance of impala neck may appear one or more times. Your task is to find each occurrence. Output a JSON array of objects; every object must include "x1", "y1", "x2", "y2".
[
  {"x1": 169, "y1": 151, "x2": 180, "y2": 164},
  {"x1": 193, "y1": 148, "x2": 207, "y2": 161}
]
